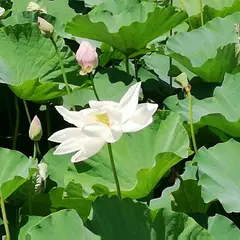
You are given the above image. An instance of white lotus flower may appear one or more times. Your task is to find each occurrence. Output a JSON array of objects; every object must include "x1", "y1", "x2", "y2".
[
  {"x1": 49, "y1": 83, "x2": 158, "y2": 163},
  {"x1": 0, "y1": 7, "x2": 5, "y2": 17}
]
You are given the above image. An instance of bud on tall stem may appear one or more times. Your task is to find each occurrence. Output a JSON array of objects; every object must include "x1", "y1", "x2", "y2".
[
  {"x1": 38, "y1": 17, "x2": 54, "y2": 38},
  {"x1": 29, "y1": 115, "x2": 42, "y2": 141}
]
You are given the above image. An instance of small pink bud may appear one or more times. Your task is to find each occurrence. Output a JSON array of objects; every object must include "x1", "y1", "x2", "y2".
[
  {"x1": 76, "y1": 41, "x2": 98, "y2": 75},
  {"x1": 38, "y1": 17, "x2": 53, "y2": 38},
  {"x1": 29, "y1": 115, "x2": 43, "y2": 141}
]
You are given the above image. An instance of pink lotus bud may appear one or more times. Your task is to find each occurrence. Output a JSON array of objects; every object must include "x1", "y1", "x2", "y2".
[
  {"x1": 29, "y1": 115, "x2": 43, "y2": 141},
  {"x1": 38, "y1": 17, "x2": 53, "y2": 38},
  {"x1": 76, "y1": 41, "x2": 98, "y2": 75},
  {"x1": 0, "y1": 7, "x2": 5, "y2": 17}
]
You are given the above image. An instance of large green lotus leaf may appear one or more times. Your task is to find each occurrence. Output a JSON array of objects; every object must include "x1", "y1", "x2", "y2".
[
  {"x1": 174, "y1": 0, "x2": 237, "y2": 16},
  {"x1": 0, "y1": 148, "x2": 36, "y2": 199},
  {"x1": 0, "y1": 23, "x2": 81, "y2": 101},
  {"x1": 24, "y1": 210, "x2": 100, "y2": 240},
  {"x1": 142, "y1": 53, "x2": 196, "y2": 86},
  {"x1": 150, "y1": 162, "x2": 208, "y2": 214},
  {"x1": 49, "y1": 187, "x2": 92, "y2": 222},
  {"x1": 65, "y1": 112, "x2": 189, "y2": 199},
  {"x1": 45, "y1": 112, "x2": 189, "y2": 199},
  {"x1": 63, "y1": 68, "x2": 136, "y2": 108},
  {"x1": 9, "y1": 0, "x2": 76, "y2": 36},
  {"x1": 66, "y1": 5, "x2": 187, "y2": 55},
  {"x1": 208, "y1": 214, "x2": 240, "y2": 239},
  {"x1": 204, "y1": 0, "x2": 240, "y2": 21},
  {"x1": 87, "y1": 195, "x2": 210, "y2": 239},
  {"x1": 19, "y1": 216, "x2": 42, "y2": 240},
  {"x1": 164, "y1": 73, "x2": 240, "y2": 136},
  {"x1": 42, "y1": 149, "x2": 70, "y2": 188},
  {"x1": 167, "y1": 43, "x2": 238, "y2": 83},
  {"x1": 193, "y1": 139, "x2": 240, "y2": 213},
  {"x1": 151, "y1": 208, "x2": 210, "y2": 238},
  {"x1": 166, "y1": 16, "x2": 238, "y2": 83}
]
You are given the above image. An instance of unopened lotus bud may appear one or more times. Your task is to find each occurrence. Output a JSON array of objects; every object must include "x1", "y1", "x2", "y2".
[
  {"x1": 27, "y1": 2, "x2": 47, "y2": 14},
  {"x1": 175, "y1": 72, "x2": 189, "y2": 89},
  {"x1": 76, "y1": 41, "x2": 98, "y2": 75},
  {"x1": 29, "y1": 115, "x2": 42, "y2": 141},
  {"x1": 0, "y1": 7, "x2": 5, "y2": 17},
  {"x1": 38, "y1": 17, "x2": 53, "y2": 38}
]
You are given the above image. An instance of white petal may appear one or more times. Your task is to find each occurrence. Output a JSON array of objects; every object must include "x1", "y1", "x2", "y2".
[
  {"x1": 55, "y1": 106, "x2": 98, "y2": 127},
  {"x1": 121, "y1": 103, "x2": 158, "y2": 132},
  {"x1": 107, "y1": 121, "x2": 123, "y2": 143},
  {"x1": 104, "y1": 106, "x2": 122, "y2": 123},
  {"x1": 55, "y1": 106, "x2": 84, "y2": 127},
  {"x1": 71, "y1": 138, "x2": 105, "y2": 163},
  {"x1": 53, "y1": 138, "x2": 84, "y2": 155},
  {"x1": 82, "y1": 123, "x2": 110, "y2": 139},
  {"x1": 118, "y1": 83, "x2": 141, "y2": 122},
  {"x1": 48, "y1": 127, "x2": 83, "y2": 143},
  {"x1": 89, "y1": 100, "x2": 118, "y2": 109}
]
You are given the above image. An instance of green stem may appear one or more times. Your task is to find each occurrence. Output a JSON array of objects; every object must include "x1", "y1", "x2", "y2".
[
  {"x1": 50, "y1": 37, "x2": 75, "y2": 111},
  {"x1": 187, "y1": 91, "x2": 197, "y2": 153},
  {"x1": 107, "y1": 143, "x2": 122, "y2": 199},
  {"x1": 180, "y1": 0, "x2": 193, "y2": 30},
  {"x1": 23, "y1": 100, "x2": 31, "y2": 124},
  {"x1": 125, "y1": 56, "x2": 130, "y2": 74},
  {"x1": 88, "y1": 73, "x2": 100, "y2": 101},
  {"x1": 33, "y1": 142, "x2": 37, "y2": 163},
  {"x1": 46, "y1": 105, "x2": 52, "y2": 149},
  {"x1": 199, "y1": 0, "x2": 204, "y2": 26},
  {"x1": 1, "y1": 190, "x2": 10, "y2": 240},
  {"x1": 28, "y1": 142, "x2": 37, "y2": 215},
  {"x1": 169, "y1": 0, "x2": 173, "y2": 86},
  {"x1": 134, "y1": 58, "x2": 140, "y2": 82},
  {"x1": 13, "y1": 96, "x2": 20, "y2": 150}
]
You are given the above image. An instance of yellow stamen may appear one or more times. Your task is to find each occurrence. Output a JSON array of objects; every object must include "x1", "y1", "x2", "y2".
[{"x1": 96, "y1": 113, "x2": 110, "y2": 126}]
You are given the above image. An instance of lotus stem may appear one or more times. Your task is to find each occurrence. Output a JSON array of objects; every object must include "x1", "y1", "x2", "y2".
[
  {"x1": 107, "y1": 143, "x2": 122, "y2": 199},
  {"x1": 125, "y1": 56, "x2": 130, "y2": 74},
  {"x1": 199, "y1": 0, "x2": 204, "y2": 26},
  {"x1": 13, "y1": 96, "x2": 20, "y2": 150},
  {"x1": 88, "y1": 72, "x2": 100, "y2": 101},
  {"x1": 23, "y1": 100, "x2": 31, "y2": 123},
  {"x1": 0, "y1": 190, "x2": 10, "y2": 240},
  {"x1": 50, "y1": 37, "x2": 75, "y2": 111},
  {"x1": 169, "y1": 0, "x2": 173, "y2": 86},
  {"x1": 180, "y1": 0, "x2": 193, "y2": 30},
  {"x1": 134, "y1": 58, "x2": 139, "y2": 81},
  {"x1": 28, "y1": 142, "x2": 37, "y2": 215},
  {"x1": 187, "y1": 91, "x2": 197, "y2": 153}
]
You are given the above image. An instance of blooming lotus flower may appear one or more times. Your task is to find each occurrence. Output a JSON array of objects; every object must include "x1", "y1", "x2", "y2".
[
  {"x1": 76, "y1": 41, "x2": 98, "y2": 75},
  {"x1": 49, "y1": 82, "x2": 158, "y2": 163},
  {"x1": 38, "y1": 17, "x2": 54, "y2": 38},
  {"x1": 29, "y1": 115, "x2": 42, "y2": 141},
  {"x1": 27, "y1": 2, "x2": 47, "y2": 13},
  {"x1": 0, "y1": 7, "x2": 5, "y2": 17}
]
